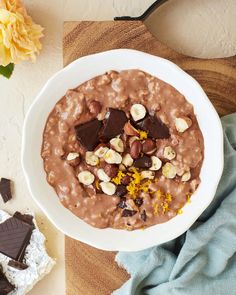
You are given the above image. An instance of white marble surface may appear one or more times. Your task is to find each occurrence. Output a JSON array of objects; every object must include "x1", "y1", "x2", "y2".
[{"x1": 0, "y1": 0, "x2": 235, "y2": 294}]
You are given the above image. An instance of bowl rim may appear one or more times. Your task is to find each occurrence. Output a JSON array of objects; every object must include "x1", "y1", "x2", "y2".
[{"x1": 22, "y1": 49, "x2": 224, "y2": 251}]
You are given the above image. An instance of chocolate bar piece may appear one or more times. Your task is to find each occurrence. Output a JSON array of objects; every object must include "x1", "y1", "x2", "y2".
[
  {"x1": 133, "y1": 156, "x2": 152, "y2": 169},
  {"x1": 100, "y1": 108, "x2": 128, "y2": 141},
  {"x1": 8, "y1": 260, "x2": 28, "y2": 270},
  {"x1": 13, "y1": 212, "x2": 35, "y2": 228},
  {"x1": 0, "y1": 178, "x2": 12, "y2": 203},
  {"x1": 135, "y1": 115, "x2": 170, "y2": 139},
  {"x1": 0, "y1": 270, "x2": 14, "y2": 295},
  {"x1": 0, "y1": 216, "x2": 33, "y2": 261},
  {"x1": 75, "y1": 119, "x2": 102, "y2": 151}
]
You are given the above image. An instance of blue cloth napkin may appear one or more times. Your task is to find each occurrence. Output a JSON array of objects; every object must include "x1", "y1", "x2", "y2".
[{"x1": 114, "y1": 113, "x2": 236, "y2": 295}]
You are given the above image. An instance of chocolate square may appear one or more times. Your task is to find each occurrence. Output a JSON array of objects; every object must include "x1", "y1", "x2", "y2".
[
  {"x1": 0, "y1": 270, "x2": 14, "y2": 295},
  {"x1": 135, "y1": 115, "x2": 170, "y2": 139},
  {"x1": 75, "y1": 119, "x2": 102, "y2": 151},
  {"x1": 0, "y1": 216, "x2": 33, "y2": 261},
  {"x1": 0, "y1": 178, "x2": 12, "y2": 203},
  {"x1": 100, "y1": 108, "x2": 128, "y2": 141}
]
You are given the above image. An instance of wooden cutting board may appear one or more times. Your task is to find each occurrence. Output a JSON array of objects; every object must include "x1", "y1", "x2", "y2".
[{"x1": 63, "y1": 20, "x2": 236, "y2": 295}]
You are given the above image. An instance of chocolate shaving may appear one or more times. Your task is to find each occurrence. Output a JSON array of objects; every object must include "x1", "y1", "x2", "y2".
[
  {"x1": 135, "y1": 115, "x2": 170, "y2": 139},
  {"x1": 0, "y1": 269, "x2": 14, "y2": 295},
  {"x1": 117, "y1": 197, "x2": 127, "y2": 209},
  {"x1": 134, "y1": 197, "x2": 143, "y2": 207},
  {"x1": 75, "y1": 119, "x2": 102, "y2": 151},
  {"x1": 0, "y1": 216, "x2": 34, "y2": 261},
  {"x1": 0, "y1": 178, "x2": 12, "y2": 203},
  {"x1": 8, "y1": 260, "x2": 28, "y2": 270},
  {"x1": 121, "y1": 209, "x2": 137, "y2": 217},
  {"x1": 100, "y1": 108, "x2": 128, "y2": 141},
  {"x1": 141, "y1": 210, "x2": 147, "y2": 222},
  {"x1": 133, "y1": 156, "x2": 152, "y2": 169}
]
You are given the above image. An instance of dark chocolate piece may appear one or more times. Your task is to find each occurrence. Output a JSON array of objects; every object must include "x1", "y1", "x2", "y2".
[
  {"x1": 8, "y1": 260, "x2": 28, "y2": 270},
  {"x1": 0, "y1": 216, "x2": 33, "y2": 261},
  {"x1": 0, "y1": 270, "x2": 14, "y2": 295},
  {"x1": 115, "y1": 185, "x2": 127, "y2": 197},
  {"x1": 121, "y1": 209, "x2": 137, "y2": 217},
  {"x1": 0, "y1": 178, "x2": 12, "y2": 203},
  {"x1": 135, "y1": 115, "x2": 170, "y2": 139},
  {"x1": 117, "y1": 197, "x2": 127, "y2": 209},
  {"x1": 75, "y1": 119, "x2": 102, "y2": 151},
  {"x1": 141, "y1": 210, "x2": 147, "y2": 222},
  {"x1": 13, "y1": 212, "x2": 35, "y2": 228},
  {"x1": 133, "y1": 156, "x2": 152, "y2": 169},
  {"x1": 134, "y1": 197, "x2": 143, "y2": 207},
  {"x1": 100, "y1": 108, "x2": 128, "y2": 141}
]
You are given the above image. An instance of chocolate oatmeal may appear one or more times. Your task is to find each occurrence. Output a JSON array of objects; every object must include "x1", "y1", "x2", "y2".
[{"x1": 41, "y1": 70, "x2": 204, "y2": 230}]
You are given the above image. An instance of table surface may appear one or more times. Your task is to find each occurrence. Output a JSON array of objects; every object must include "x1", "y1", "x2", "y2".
[{"x1": 0, "y1": 1, "x2": 235, "y2": 294}]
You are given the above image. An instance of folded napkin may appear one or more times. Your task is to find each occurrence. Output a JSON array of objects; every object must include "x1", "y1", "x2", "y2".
[{"x1": 114, "y1": 113, "x2": 236, "y2": 295}]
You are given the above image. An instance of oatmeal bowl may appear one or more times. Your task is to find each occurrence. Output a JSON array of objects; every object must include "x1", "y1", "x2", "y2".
[{"x1": 22, "y1": 49, "x2": 223, "y2": 251}]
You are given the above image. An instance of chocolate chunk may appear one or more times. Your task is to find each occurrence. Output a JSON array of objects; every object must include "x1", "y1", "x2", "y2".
[
  {"x1": 121, "y1": 175, "x2": 131, "y2": 185},
  {"x1": 135, "y1": 115, "x2": 170, "y2": 139},
  {"x1": 8, "y1": 260, "x2": 28, "y2": 270},
  {"x1": 134, "y1": 197, "x2": 143, "y2": 207},
  {"x1": 117, "y1": 197, "x2": 127, "y2": 209},
  {"x1": 0, "y1": 178, "x2": 12, "y2": 203},
  {"x1": 115, "y1": 185, "x2": 127, "y2": 197},
  {"x1": 0, "y1": 270, "x2": 14, "y2": 295},
  {"x1": 100, "y1": 108, "x2": 128, "y2": 141},
  {"x1": 133, "y1": 156, "x2": 152, "y2": 168},
  {"x1": 75, "y1": 119, "x2": 102, "y2": 151},
  {"x1": 13, "y1": 212, "x2": 35, "y2": 228},
  {"x1": 0, "y1": 216, "x2": 33, "y2": 261},
  {"x1": 141, "y1": 210, "x2": 147, "y2": 221},
  {"x1": 121, "y1": 209, "x2": 137, "y2": 217}
]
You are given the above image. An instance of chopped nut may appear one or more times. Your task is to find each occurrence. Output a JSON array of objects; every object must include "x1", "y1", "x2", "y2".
[
  {"x1": 142, "y1": 139, "x2": 156, "y2": 154},
  {"x1": 128, "y1": 136, "x2": 139, "y2": 147},
  {"x1": 130, "y1": 104, "x2": 146, "y2": 121},
  {"x1": 97, "y1": 169, "x2": 111, "y2": 182},
  {"x1": 163, "y1": 146, "x2": 176, "y2": 160},
  {"x1": 104, "y1": 149, "x2": 122, "y2": 164},
  {"x1": 78, "y1": 171, "x2": 95, "y2": 185},
  {"x1": 130, "y1": 140, "x2": 142, "y2": 159},
  {"x1": 94, "y1": 145, "x2": 109, "y2": 158},
  {"x1": 141, "y1": 170, "x2": 155, "y2": 179},
  {"x1": 100, "y1": 182, "x2": 116, "y2": 195},
  {"x1": 119, "y1": 163, "x2": 127, "y2": 171},
  {"x1": 175, "y1": 117, "x2": 192, "y2": 133},
  {"x1": 122, "y1": 153, "x2": 134, "y2": 167},
  {"x1": 162, "y1": 163, "x2": 177, "y2": 179},
  {"x1": 150, "y1": 156, "x2": 162, "y2": 171},
  {"x1": 181, "y1": 171, "x2": 191, "y2": 182},
  {"x1": 110, "y1": 137, "x2": 124, "y2": 152},
  {"x1": 88, "y1": 100, "x2": 102, "y2": 116},
  {"x1": 104, "y1": 164, "x2": 118, "y2": 178},
  {"x1": 124, "y1": 121, "x2": 139, "y2": 136},
  {"x1": 85, "y1": 151, "x2": 99, "y2": 166}
]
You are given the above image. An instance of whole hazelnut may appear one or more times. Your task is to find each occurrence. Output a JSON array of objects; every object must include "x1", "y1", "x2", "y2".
[
  {"x1": 104, "y1": 164, "x2": 118, "y2": 178},
  {"x1": 130, "y1": 140, "x2": 142, "y2": 159},
  {"x1": 88, "y1": 100, "x2": 102, "y2": 116},
  {"x1": 142, "y1": 139, "x2": 156, "y2": 155},
  {"x1": 121, "y1": 175, "x2": 131, "y2": 185},
  {"x1": 124, "y1": 121, "x2": 139, "y2": 136}
]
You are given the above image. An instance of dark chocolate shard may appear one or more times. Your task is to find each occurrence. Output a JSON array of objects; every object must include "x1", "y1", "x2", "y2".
[
  {"x1": 141, "y1": 210, "x2": 147, "y2": 222},
  {"x1": 135, "y1": 115, "x2": 170, "y2": 139},
  {"x1": 75, "y1": 119, "x2": 102, "y2": 151},
  {"x1": 0, "y1": 216, "x2": 33, "y2": 261},
  {"x1": 117, "y1": 197, "x2": 127, "y2": 209},
  {"x1": 0, "y1": 270, "x2": 14, "y2": 295},
  {"x1": 115, "y1": 185, "x2": 127, "y2": 197},
  {"x1": 100, "y1": 108, "x2": 128, "y2": 141},
  {"x1": 133, "y1": 156, "x2": 152, "y2": 169},
  {"x1": 121, "y1": 209, "x2": 137, "y2": 217},
  {"x1": 0, "y1": 178, "x2": 12, "y2": 203},
  {"x1": 134, "y1": 197, "x2": 143, "y2": 207},
  {"x1": 8, "y1": 260, "x2": 28, "y2": 270},
  {"x1": 13, "y1": 212, "x2": 35, "y2": 229}
]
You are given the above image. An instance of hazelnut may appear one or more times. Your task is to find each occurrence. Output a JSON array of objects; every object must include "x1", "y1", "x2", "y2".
[
  {"x1": 142, "y1": 139, "x2": 156, "y2": 154},
  {"x1": 100, "y1": 182, "x2": 116, "y2": 195},
  {"x1": 104, "y1": 149, "x2": 122, "y2": 164},
  {"x1": 121, "y1": 175, "x2": 131, "y2": 185},
  {"x1": 119, "y1": 163, "x2": 127, "y2": 171},
  {"x1": 66, "y1": 152, "x2": 80, "y2": 166},
  {"x1": 128, "y1": 136, "x2": 139, "y2": 148},
  {"x1": 110, "y1": 137, "x2": 124, "y2": 153},
  {"x1": 124, "y1": 121, "x2": 139, "y2": 136},
  {"x1": 85, "y1": 152, "x2": 99, "y2": 166},
  {"x1": 150, "y1": 156, "x2": 162, "y2": 171},
  {"x1": 130, "y1": 140, "x2": 142, "y2": 159},
  {"x1": 88, "y1": 100, "x2": 102, "y2": 116},
  {"x1": 94, "y1": 144, "x2": 109, "y2": 158},
  {"x1": 175, "y1": 117, "x2": 192, "y2": 133},
  {"x1": 130, "y1": 104, "x2": 146, "y2": 121},
  {"x1": 97, "y1": 169, "x2": 111, "y2": 182},
  {"x1": 162, "y1": 163, "x2": 177, "y2": 179},
  {"x1": 141, "y1": 170, "x2": 155, "y2": 179},
  {"x1": 181, "y1": 171, "x2": 191, "y2": 182},
  {"x1": 122, "y1": 153, "x2": 134, "y2": 167},
  {"x1": 163, "y1": 146, "x2": 176, "y2": 160},
  {"x1": 104, "y1": 164, "x2": 118, "y2": 178},
  {"x1": 78, "y1": 171, "x2": 95, "y2": 185}
]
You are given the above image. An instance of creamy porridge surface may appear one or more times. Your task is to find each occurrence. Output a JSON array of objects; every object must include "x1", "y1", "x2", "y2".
[{"x1": 41, "y1": 70, "x2": 204, "y2": 230}]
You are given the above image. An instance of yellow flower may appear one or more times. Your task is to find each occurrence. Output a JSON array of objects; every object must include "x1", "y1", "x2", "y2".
[{"x1": 0, "y1": 0, "x2": 43, "y2": 66}]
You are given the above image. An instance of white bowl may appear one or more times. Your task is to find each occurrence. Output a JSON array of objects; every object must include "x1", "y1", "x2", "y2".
[{"x1": 22, "y1": 49, "x2": 223, "y2": 252}]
